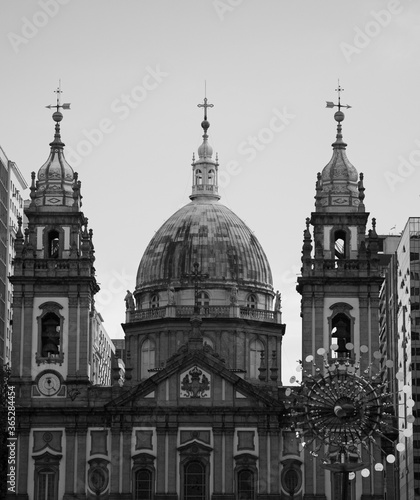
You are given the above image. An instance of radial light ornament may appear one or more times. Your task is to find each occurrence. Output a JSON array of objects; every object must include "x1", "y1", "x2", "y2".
[{"x1": 287, "y1": 342, "x2": 416, "y2": 477}]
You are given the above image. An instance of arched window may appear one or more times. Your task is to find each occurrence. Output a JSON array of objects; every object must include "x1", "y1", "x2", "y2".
[
  {"x1": 150, "y1": 294, "x2": 159, "y2": 309},
  {"x1": 48, "y1": 230, "x2": 60, "y2": 258},
  {"x1": 184, "y1": 461, "x2": 205, "y2": 500},
  {"x1": 195, "y1": 169, "x2": 203, "y2": 185},
  {"x1": 134, "y1": 469, "x2": 153, "y2": 500},
  {"x1": 247, "y1": 295, "x2": 257, "y2": 309},
  {"x1": 249, "y1": 339, "x2": 263, "y2": 379},
  {"x1": 141, "y1": 339, "x2": 156, "y2": 379},
  {"x1": 331, "y1": 313, "x2": 351, "y2": 357},
  {"x1": 208, "y1": 170, "x2": 215, "y2": 185},
  {"x1": 334, "y1": 230, "x2": 347, "y2": 260},
  {"x1": 197, "y1": 291, "x2": 210, "y2": 307},
  {"x1": 36, "y1": 302, "x2": 64, "y2": 365},
  {"x1": 41, "y1": 312, "x2": 61, "y2": 358},
  {"x1": 238, "y1": 469, "x2": 255, "y2": 500}
]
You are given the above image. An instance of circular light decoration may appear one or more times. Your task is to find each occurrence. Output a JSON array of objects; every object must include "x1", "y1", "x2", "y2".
[
  {"x1": 361, "y1": 468, "x2": 370, "y2": 478},
  {"x1": 288, "y1": 346, "x2": 413, "y2": 478},
  {"x1": 296, "y1": 364, "x2": 384, "y2": 449},
  {"x1": 403, "y1": 428, "x2": 413, "y2": 438}
]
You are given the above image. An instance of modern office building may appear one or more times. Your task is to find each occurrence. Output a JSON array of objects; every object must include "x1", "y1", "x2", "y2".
[{"x1": 0, "y1": 147, "x2": 27, "y2": 367}]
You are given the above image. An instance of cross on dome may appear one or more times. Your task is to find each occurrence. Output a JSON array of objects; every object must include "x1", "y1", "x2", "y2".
[
  {"x1": 184, "y1": 262, "x2": 209, "y2": 313},
  {"x1": 197, "y1": 97, "x2": 214, "y2": 121}
]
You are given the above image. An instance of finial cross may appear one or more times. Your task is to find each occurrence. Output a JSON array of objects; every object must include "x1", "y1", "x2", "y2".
[
  {"x1": 326, "y1": 80, "x2": 352, "y2": 111},
  {"x1": 335, "y1": 80, "x2": 344, "y2": 109},
  {"x1": 46, "y1": 80, "x2": 71, "y2": 112},
  {"x1": 184, "y1": 262, "x2": 209, "y2": 312},
  {"x1": 197, "y1": 97, "x2": 214, "y2": 120}
]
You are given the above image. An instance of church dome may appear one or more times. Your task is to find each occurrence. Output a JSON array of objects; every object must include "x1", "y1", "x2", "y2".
[
  {"x1": 134, "y1": 97, "x2": 275, "y2": 313},
  {"x1": 136, "y1": 197, "x2": 273, "y2": 292}
]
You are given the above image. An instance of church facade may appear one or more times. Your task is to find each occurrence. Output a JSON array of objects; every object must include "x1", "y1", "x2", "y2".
[{"x1": 6, "y1": 94, "x2": 397, "y2": 500}]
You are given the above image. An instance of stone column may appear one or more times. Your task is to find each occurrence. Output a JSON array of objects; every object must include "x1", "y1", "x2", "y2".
[
  {"x1": 269, "y1": 430, "x2": 280, "y2": 494},
  {"x1": 110, "y1": 428, "x2": 121, "y2": 495},
  {"x1": 78, "y1": 294, "x2": 91, "y2": 378},
  {"x1": 67, "y1": 292, "x2": 79, "y2": 378},
  {"x1": 156, "y1": 428, "x2": 166, "y2": 495},
  {"x1": 224, "y1": 428, "x2": 234, "y2": 494},
  {"x1": 76, "y1": 429, "x2": 88, "y2": 494},
  {"x1": 22, "y1": 294, "x2": 34, "y2": 379},
  {"x1": 167, "y1": 427, "x2": 178, "y2": 494},
  {"x1": 121, "y1": 431, "x2": 131, "y2": 494},
  {"x1": 213, "y1": 428, "x2": 223, "y2": 494},
  {"x1": 17, "y1": 429, "x2": 30, "y2": 496},
  {"x1": 64, "y1": 429, "x2": 76, "y2": 496},
  {"x1": 258, "y1": 429, "x2": 268, "y2": 494}
]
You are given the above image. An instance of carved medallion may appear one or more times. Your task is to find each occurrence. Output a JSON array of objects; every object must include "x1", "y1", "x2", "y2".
[{"x1": 180, "y1": 366, "x2": 211, "y2": 398}]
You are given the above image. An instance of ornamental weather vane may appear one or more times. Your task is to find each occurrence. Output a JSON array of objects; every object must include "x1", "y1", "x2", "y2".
[
  {"x1": 45, "y1": 80, "x2": 71, "y2": 113},
  {"x1": 326, "y1": 80, "x2": 352, "y2": 111}
]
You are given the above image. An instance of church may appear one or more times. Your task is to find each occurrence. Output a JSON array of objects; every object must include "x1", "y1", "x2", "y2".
[{"x1": 6, "y1": 90, "x2": 399, "y2": 500}]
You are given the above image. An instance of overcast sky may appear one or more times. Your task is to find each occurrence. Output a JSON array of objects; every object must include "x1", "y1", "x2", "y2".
[{"x1": 1, "y1": 0, "x2": 419, "y2": 382}]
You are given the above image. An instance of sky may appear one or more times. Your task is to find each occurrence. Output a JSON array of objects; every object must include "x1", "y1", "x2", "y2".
[{"x1": 1, "y1": 0, "x2": 420, "y2": 382}]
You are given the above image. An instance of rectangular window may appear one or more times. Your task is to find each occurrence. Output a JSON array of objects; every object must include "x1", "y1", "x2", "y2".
[{"x1": 36, "y1": 470, "x2": 56, "y2": 500}]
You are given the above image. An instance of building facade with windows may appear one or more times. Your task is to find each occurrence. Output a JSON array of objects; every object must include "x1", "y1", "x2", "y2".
[
  {"x1": 8, "y1": 102, "x2": 313, "y2": 500},
  {"x1": 392, "y1": 218, "x2": 420, "y2": 498},
  {"x1": 8, "y1": 95, "x2": 412, "y2": 500},
  {"x1": 91, "y1": 310, "x2": 114, "y2": 387},
  {"x1": 0, "y1": 147, "x2": 27, "y2": 367}
]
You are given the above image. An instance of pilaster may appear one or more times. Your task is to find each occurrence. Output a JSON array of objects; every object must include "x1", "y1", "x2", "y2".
[
  {"x1": 64, "y1": 428, "x2": 76, "y2": 496},
  {"x1": 17, "y1": 429, "x2": 30, "y2": 495},
  {"x1": 110, "y1": 428, "x2": 121, "y2": 494}
]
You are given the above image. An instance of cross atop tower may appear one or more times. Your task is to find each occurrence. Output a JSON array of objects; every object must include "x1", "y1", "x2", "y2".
[
  {"x1": 46, "y1": 81, "x2": 71, "y2": 113},
  {"x1": 335, "y1": 80, "x2": 344, "y2": 109},
  {"x1": 184, "y1": 262, "x2": 209, "y2": 313},
  {"x1": 326, "y1": 80, "x2": 352, "y2": 111},
  {"x1": 197, "y1": 97, "x2": 214, "y2": 120}
]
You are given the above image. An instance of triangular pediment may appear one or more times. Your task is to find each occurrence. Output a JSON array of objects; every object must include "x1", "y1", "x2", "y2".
[{"x1": 106, "y1": 349, "x2": 283, "y2": 411}]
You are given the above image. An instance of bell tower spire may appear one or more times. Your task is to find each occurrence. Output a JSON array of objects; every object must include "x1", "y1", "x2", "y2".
[
  {"x1": 319, "y1": 83, "x2": 361, "y2": 213},
  {"x1": 297, "y1": 84, "x2": 385, "y2": 497},
  {"x1": 190, "y1": 94, "x2": 220, "y2": 201},
  {"x1": 297, "y1": 83, "x2": 383, "y2": 369},
  {"x1": 10, "y1": 87, "x2": 99, "y2": 399},
  {"x1": 31, "y1": 83, "x2": 75, "y2": 208}
]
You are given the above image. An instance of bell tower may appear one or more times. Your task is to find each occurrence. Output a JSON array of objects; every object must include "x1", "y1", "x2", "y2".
[
  {"x1": 296, "y1": 88, "x2": 385, "y2": 498},
  {"x1": 297, "y1": 92, "x2": 383, "y2": 365},
  {"x1": 10, "y1": 86, "x2": 99, "y2": 400}
]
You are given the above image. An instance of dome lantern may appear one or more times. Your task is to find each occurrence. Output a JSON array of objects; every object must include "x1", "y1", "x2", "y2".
[{"x1": 190, "y1": 96, "x2": 220, "y2": 201}]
